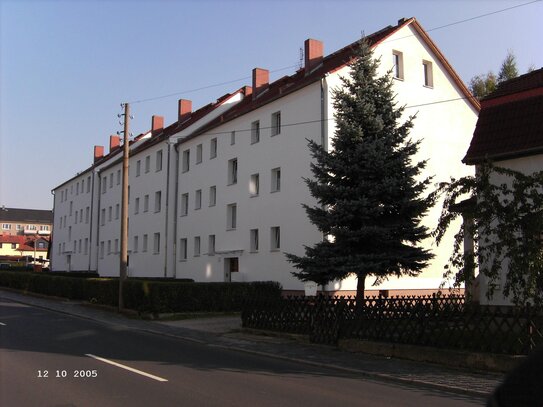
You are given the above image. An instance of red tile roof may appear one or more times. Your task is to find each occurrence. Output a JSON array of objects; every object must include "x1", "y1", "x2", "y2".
[
  {"x1": 463, "y1": 68, "x2": 543, "y2": 164},
  {"x1": 183, "y1": 18, "x2": 478, "y2": 143},
  {"x1": 0, "y1": 235, "x2": 26, "y2": 244}
]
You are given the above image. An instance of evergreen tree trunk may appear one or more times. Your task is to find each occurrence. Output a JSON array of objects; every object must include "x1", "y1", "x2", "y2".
[{"x1": 356, "y1": 274, "x2": 366, "y2": 304}]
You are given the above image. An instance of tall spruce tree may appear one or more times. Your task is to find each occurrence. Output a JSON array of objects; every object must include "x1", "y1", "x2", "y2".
[{"x1": 286, "y1": 40, "x2": 434, "y2": 301}]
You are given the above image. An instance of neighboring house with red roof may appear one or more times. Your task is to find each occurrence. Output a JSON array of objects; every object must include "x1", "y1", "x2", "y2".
[
  {"x1": 0, "y1": 235, "x2": 49, "y2": 267},
  {"x1": 0, "y1": 207, "x2": 53, "y2": 236},
  {"x1": 51, "y1": 17, "x2": 479, "y2": 295},
  {"x1": 463, "y1": 67, "x2": 543, "y2": 305}
]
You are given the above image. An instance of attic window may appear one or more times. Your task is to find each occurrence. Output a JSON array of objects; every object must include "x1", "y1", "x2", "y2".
[
  {"x1": 423, "y1": 60, "x2": 433, "y2": 88},
  {"x1": 392, "y1": 51, "x2": 404, "y2": 80}
]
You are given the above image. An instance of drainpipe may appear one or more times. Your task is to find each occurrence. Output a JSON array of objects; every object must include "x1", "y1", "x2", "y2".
[
  {"x1": 88, "y1": 171, "x2": 95, "y2": 272},
  {"x1": 163, "y1": 140, "x2": 172, "y2": 278},
  {"x1": 95, "y1": 169, "x2": 102, "y2": 273},
  {"x1": 172, "y1": 141, "x2": 181, "y2": 278},
  {"x1": 50, "y1": 189, "x2": 55, "y2": 270},
  {"x1": 320, "y1": 75, "x2": 329, "y2": 293}
]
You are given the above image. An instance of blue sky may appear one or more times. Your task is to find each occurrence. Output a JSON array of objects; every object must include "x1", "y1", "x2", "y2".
[{"x1": 1, "y1": 0, "x2": 542, "y2": 210}]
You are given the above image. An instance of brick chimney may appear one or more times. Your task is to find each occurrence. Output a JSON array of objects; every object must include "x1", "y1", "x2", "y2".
[
  {"x1": 178, "y1": 99, "x2": 192, "y2": 123},
  {"x1": 252, "y1": 68, "x2": 269, "y2": 100},
  {"x1": 243, "y1": 85, "x2": 253, "y2": 98},
  {"x1": 304, "y1": 39, "x2": 323, "y2": 75},
  {"x1": 109, "y1": 135, "x2": 120, "y2": 153},
  {"x1": 151, "y1": 115, "x2": 164, "y2": 136},
  {"x1": 94, "y1": 145, "x2": 104, "y2": 162}
]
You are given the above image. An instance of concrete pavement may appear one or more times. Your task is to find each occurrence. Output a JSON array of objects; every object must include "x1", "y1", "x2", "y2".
[{"x1": 0, "y1": 288, "x2": 502, "y2": 399}]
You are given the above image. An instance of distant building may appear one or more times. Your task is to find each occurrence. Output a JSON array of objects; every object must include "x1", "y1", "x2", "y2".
[
  {"x1": 51, "y1": 18, "x2": 479, "y2": 295},
  {"x1": 463, "y1": 67, "x2": 543, "y2": 305},
  {"x1": 0, "y1": 207, "x2": 53, "y2": 236},
  {"x1": 0, "y1": 234, "x2": 49, "y2": 267}
]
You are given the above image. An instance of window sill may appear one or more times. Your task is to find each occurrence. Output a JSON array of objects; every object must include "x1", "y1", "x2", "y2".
[
  {"x1": 227, "y1": 227, "x2": 236, "y2": 231},
  {"x1": 250, "y1": 194, "x2": 259, "y2": 198},
  {"x1": 393, "y1": 77, "x2": 404, "y2": 81},
  {"x1": 270, "y1": 248, "x2": 281, "y2": 252},
  {"x1": 423, "y1": 85, "x2": 434, "y2": 89}
]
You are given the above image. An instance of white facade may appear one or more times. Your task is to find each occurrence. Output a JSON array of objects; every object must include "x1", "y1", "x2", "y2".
[{"x1": 51, "y1": 18, "x2": 479, "y2": 293}]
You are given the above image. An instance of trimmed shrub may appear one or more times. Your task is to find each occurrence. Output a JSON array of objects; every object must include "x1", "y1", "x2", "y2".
[{"x1": 0, "y1": 270, "x2": 282, "y2": 313}]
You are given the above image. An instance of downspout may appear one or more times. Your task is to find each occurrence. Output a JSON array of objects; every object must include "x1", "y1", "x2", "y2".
[
  {"x1": 172, "y1": 141, "x2": 181, "y2": 278},
  {"x1": 163, "y1": 140, "x2": 172, "y2": 278},
  {"x1": 88, "y1": 171, "x2": 95, "y2": 272},
  {"x1": 320, "y1": 75, "x2": 329, "y2": 293},
  {"x1": 95, "y1": 169, "x2": 102, "y2": 274}
]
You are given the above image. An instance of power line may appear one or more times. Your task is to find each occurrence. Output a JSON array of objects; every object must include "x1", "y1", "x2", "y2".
[{"x1": 126, "y1": 0, "x2": 540, "y2": 106}]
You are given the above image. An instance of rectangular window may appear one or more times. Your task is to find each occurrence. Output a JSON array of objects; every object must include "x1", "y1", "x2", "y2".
[
  {"x1": 227, "y1": 203, "x2": 237, "y2": 230},
  {"x1": 144, "y1": 195, "x2": 149, "y2": 212},
  {"x1": 196, "y1": 144, "x2": 203, "y2": 164},
  {"x1": 108, "y1": 206, "x2": 112, "y2": 222},
  {"x1": 271, "y1": 226, "x2": 281, "y2": 250},
  {"x1": 228, "y1": 158, "x2": 238, "y2": 185},
  {"x1": 16, "y1": 224, "x2": 22, "y2": 230},
  {"x1": 136, "y1": 160, "x2": 141, "y2": 176},
  {"x1": 2, "y1": 223, "x2": 11, "y2": 230},
  {"x1": 100, "y1": 242, "x2": 104, "y2": 258},
  {"x1": 81, "y1": 179, "x2": 84, "y2": 193},
  {"x1": 230, "y1": 131, "x2": 236, "y2": 145},
  {"x1": 208, "y1": 235, "x2": 215, "y2": 255},
  {"x1": 79, "y1": 239, "x2": 82, "y2": 253},
  {"x1": 142, "y1": 234, "x2": 148, "y2": 252},
  {"x1": 107, "y1": 240, "x2": 111, "y2": 255},
  {"x1": 156, "y1": 150, "x2": 163, "y2": 172},
  {"x1": 79, "y1": 209, "x2": 83, "y2": 223},
  {"x1": 74, "y1": 240, "x2": 77, "y2": 253},
  {"x1": 194, "y1": 236, "x2": 200, "y2": 257},
  {"x1": 115, "y1": 204, "x2": 120, "y2": 220},
  {"x1": 69, "y1": 201, "x2": 73, "y2": 216},
  {"x1": 210, "y1": 138, "x2": 217, "y2": 159},
  {"x1": 145, "y1": 155, "x2": 150, "y2": 173},
  {"x1": 114, "y1": 239, "x2": 119, "y2": 254},
  {"x1": 155, "y1": 191, "x2": 162, "y2": 213},
  {"x1": 101, "y1": 209, "x2": 105, "y2": 225},
  {"x1": 133, "y1": 235, "x2": 139, "y2": 253},
  {"x1": 87, "y1": 176, "x2": 91, "y2": 193},
  {"x1": 58, "y1": 243, "x2": 61, "y2": 255},
  {"x1": 195, "y1": 189, "x2": 202, "y2": 210},
  {"x1": 75, "y1": 214, "x2": 78, "y2": 224},
  {"x1": 134, "y1": 197, "x2": 140, "y2": 214},
  {"x1": 109, "y1": 173, "x2": 113, "y2": 188},
  {"x1": 271, "y1": 111, "x2": 281, "y2": 136},
  {"x1": 250, "y1": 173, "x2": 259, "y2": 196},
  {"x1": 117, "y1": 169, "x2": 121, "y2": 185},
  {"x1": 250, "y1": 229, "x2": 259, "y2": 252},
  {"x1": 423, "y1": 60, "x2": 434, "y2": 87},
  {"x1": 153, "y1": 233, "x2": 160, "y2": 254},
  {"x1": 85, "y1": 207, "x2": 90, "y2": 223},
  {"x1": 84, "y1": 238, "x2": 88, "y2": 255},
  {"x1": 181, "y1": 193, "x2": 189, "y2": 216},
  {"x1": 271, "y1": 167, "x2": 281, "y2": 192},
  {"x1": 392, "y1": 50, "x2": 404, "y2": 80},
  {"x1": 76, "y1": 182, "x2": 79, "y2": 195},
  {"x1": 180, "y1": 238, "x2": 187, "y2": 260},
  {"x1": 209, "y1": 186, "x2": 216, "y2": 207},
  {"x1": 182, "y1": 149, "x2": 190, "y2": 172},
  {"x1": 251, "y1": 120, "x2": 260, "y2": 144}
]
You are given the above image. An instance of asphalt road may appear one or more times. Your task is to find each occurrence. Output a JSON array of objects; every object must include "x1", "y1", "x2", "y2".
[{"x1": 0, "y1": 298, "x2": 484, "y2": 407}]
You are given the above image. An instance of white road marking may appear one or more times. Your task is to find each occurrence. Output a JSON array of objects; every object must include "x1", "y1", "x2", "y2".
[
  {"x1": 0, "y1": 322, "x2": 6, "y2": 326},
  {"x1": 85, "y1": 354, "x2": 168, "y2": 382}
]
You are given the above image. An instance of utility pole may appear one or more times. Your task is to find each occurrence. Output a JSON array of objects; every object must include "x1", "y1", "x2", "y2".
[{"x1": 119, "y1": 102, "x2": 130, "y2": 311}]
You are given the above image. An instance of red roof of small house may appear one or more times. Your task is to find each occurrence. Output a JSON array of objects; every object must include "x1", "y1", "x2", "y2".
[
  {"x1": 0, "y1": 235, "x2": 26, "y2": 244},
  {"x1": 463, "y1": 68, "x2": 543, "y2": 164}
]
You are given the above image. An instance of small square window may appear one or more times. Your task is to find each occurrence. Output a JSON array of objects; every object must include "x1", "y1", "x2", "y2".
[
  {"x1": 210, "y1": 138, "x2": 217, "y2": 159},
  {"x1": 155, "y1": 191, "x2": 162, "y2": 213},
  {"x1": 250, "y1": 173, "x2": 259, "y2": 196},
  {"x1": 117, "y1": 169, "x2": 121, "y2": 185},
  {"x1": 115, "y1": 204, "x2": 120, "y2": 219},
  {"x1": 108, "y1": 206, "x2": 112, "y2": 222},
  {"x1": 196, "y1": 144, "x2": 203, "y2": 164},
  {"x1": 134, "y1": 197, "x2": 140, "y2": 214},
  {"x1": 136, "y1": 160, "x2": 141, "y2": 177},
  {"x1": 145, "y1": 155, "x2": 150, "y2": 173},
  {"x1": 230, "y1": 131, "x2": 236, "y2": 145},
  {"x1": 109, "y1": 173, "x2": 113, "y2": 188},
  {"x1": 251, "y1": 121, "x2": 260, "y2": 144},
  {"x1": 143, "y1": 234, "x2": 148, "y2": 252},
  {"x1": 271, "y1": 111, "x2": 281, "y2": 136},
  {"x1": 133, "y1": 235, "x2": 139, "y2": 253}
]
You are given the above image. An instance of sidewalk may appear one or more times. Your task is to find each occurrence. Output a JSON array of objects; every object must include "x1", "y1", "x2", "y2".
[{"x1": 0, "y1": 289, "x2": 501, "y2": 399}]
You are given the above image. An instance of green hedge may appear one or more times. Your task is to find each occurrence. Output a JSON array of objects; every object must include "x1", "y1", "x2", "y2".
[{"x1": 0, "y1": 270, "x2": 282, "y2": 313}]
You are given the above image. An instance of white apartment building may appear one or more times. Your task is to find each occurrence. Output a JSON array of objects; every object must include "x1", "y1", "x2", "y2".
[{"x1": 51, "y1": 18, "x2": 479, "y2": 294}]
